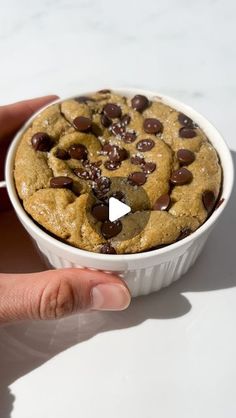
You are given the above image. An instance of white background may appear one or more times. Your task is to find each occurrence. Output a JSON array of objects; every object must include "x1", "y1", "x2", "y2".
[{"x1": 0, "y1": 1, "x2": 236, "y2": 417}]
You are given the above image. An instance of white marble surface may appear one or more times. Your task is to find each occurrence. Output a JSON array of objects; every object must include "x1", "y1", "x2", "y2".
[{"x1": 0, "y1": 1, "x2": 236, "y2": 417}]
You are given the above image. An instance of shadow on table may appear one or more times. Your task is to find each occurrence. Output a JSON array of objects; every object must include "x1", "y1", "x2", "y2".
[{"x1": 0, "y1": 151, "x2": 235, "y2": 418}]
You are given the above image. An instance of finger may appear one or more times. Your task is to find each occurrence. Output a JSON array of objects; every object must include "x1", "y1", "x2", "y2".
[
  {"x1": 0, "y1": 95, "x2": 59, "y2": 142},
  {"x1": 0, "y1": 269, "x2": 131, "y2": 323},
  {"x1": 0, "y1": 187, "x2": 11, "y2": 212},
  {"x1": 0, "y1": 95, "x2": 59, "y2": 183}
]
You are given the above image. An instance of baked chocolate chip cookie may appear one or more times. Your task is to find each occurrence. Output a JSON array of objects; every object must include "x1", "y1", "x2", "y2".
[{"x1": 14, "y1": 90, "x2": 222, "y2": 254}]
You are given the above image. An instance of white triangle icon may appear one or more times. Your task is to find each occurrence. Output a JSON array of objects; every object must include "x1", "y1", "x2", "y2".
[{"x1": 109, "y1": 197, "x2": 131, "y2": 222}]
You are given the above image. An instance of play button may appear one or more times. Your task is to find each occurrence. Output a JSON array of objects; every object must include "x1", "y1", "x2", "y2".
[
  {"x1": 86, "y1": 176, "x2": 151, "y2": 242},
  {"x1": 109, "y1": 197, "x2": 131, "y2": 222}
]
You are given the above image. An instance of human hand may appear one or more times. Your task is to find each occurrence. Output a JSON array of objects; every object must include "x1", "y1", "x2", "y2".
[{"x1": 0, "y1": 96, "x2": 131, "y2": 323}]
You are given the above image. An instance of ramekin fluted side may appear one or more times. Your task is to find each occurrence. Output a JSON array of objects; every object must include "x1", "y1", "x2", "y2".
[
  {"x1": 35, "y1": 232, "x2": 208, "y2": 297},
  {"x1": 123, "y1": 236, "x2": 208, "y2": 296}
]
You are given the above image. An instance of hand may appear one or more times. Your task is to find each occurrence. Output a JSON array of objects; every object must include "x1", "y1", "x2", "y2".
[{"x1": 0, "y1": 96, "x2": 131, "y2": 323}]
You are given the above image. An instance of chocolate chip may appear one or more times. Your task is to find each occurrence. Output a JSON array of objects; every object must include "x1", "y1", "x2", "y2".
[
  {"x1": 101, "y1": 220, "x2": 122, "y2": 239},
  {"x1": 98, "y1": 196, "x2": 109, "y2": 205},
  {"x1": 93, "y1": 176, "x2": 111, "y2": 198},
  {"x1": 179, "y1": 127, "x2": 197, "y2": 138},
  {"x1": 72, "y1": 183, "x2": 81, "y2": 196},
  {"x1": 177, "y1": 149, "x2": 195, "y2": 165},
  {"x1": 130, "y1": 155, "x2": 145, "y2": 165},
  {"x1": 153, "y1": 194, "x2": 171, "y2": 211},
  {"x1": 31, "y1": 132, "x2": 52, "y2": 152},
  {"x1": 170, "y1": 167, "x2": 193, "y2": 185},
  {"x1": 74, "y1": 96, "x2": 95, "y2": 103},
  {"x1": 143, "y1": 118, "x2": 163, "y2": 134},
  {"x1": 55, "y1": 148, "x2": 70, "y2": 160},
  {"x1": 100, "y1": 244, "x2": 117, "y2": 254},
  {"x1": 74, "y1": 168, "x2": 91, "y2": 180},
  {"x1": 101, "y1": 143, "x2": 113, "y2": 155},
  {"x1": 120, "y1": 114, "x2": 131, "y2": 126},
  {"x1": 87, "y1": 162, "x2": 101, "y2": 180},
  {"x1": 68, "y1": 144, "x2": 88, "y2": 160},
  {"x1": 101, "y1": 114, "x2": 112, "y2": 127},
  {"x1": 109, "y1": 122, "x2": 125, "y2": 137},
  {"x1": 142, "y1": 162, "x2": 156, "y2": 173},
  {"x1": 92, "y1": 204, "x2": 109, "y2": 222},
  {"x1": 91, "y1": 123, "x2": 103, "y2": 137},
  {"x1": 103, "y1": 103, "x2": 122, "y2": 119},
  {"x1": 88, "y1": 160, "x2": 102, "y2": 168},
  {"x1": 128, "y1": 171, "x2": 147, "y2": 186},
  {"x1": 50, "y1": 176, "x2": 73, "y2": 189},
  {"x1": 73, "y1": 116, "x2": 92, "y2": 132},
  {"x1": 95, "y1": 176, "x2": 111, "y2": 190},
  {"x1": 123, "y1": 131, "x2": 137, "y2": 143},
  {"x1": 202, "y1": 191, "x2": 216, "y2": 212},
  {"x1": 215, "y1": 197, "x2": 225, "y2": 209},
  {"x1": 178, "y1": 228, "x2": 192, "y2": 241},
  {"x1": 104, "y1": 160, "x2": 121, "y2": 170},
  {"x1": 136, "y1": 139, "x2": 155, "y2": 152},
  {"x1": 111, "y1": 191, "x2": 125, "y2": 202},
  {"x1": 75, "y1": 161, "x2": 101, "y2": 181},
  {"x1": 98, "y1": 89, "x2": 111, "y2": 94},
  {"x1": 131, "y1": 95, "x2": 149, "y2": 112},
  {"x1": 108, "y1": 145, "x2": 128, "y2": 162},
  {"x1": 178, "y1": 113, "x2": 194, "y2": 128}
]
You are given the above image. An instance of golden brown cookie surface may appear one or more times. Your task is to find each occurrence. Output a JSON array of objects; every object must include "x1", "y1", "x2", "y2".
[{"x1": 14, "y1": 91, "x2": 222, "y2": 254}]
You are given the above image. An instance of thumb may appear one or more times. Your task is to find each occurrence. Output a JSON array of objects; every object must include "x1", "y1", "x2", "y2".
[{"x1": 0, "y1": 269, "x2": 131, "y2": 323}]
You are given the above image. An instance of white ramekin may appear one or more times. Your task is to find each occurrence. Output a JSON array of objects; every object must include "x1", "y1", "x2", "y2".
[{"x1": 5, "y1": 89, "x2": 234, "y2": 297}]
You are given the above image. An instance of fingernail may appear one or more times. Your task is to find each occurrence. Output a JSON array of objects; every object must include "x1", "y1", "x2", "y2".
[{"x1": 91, "y1": 283, "x2": 131, "y2": 311}]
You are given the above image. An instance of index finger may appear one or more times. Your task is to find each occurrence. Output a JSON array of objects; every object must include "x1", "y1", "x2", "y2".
[
  {"x1": 0, "y1": 95, "x2": 59, "y2": 142},
  {"x1": 0, "y1": 95, "x2": 58, "y2": 211}
]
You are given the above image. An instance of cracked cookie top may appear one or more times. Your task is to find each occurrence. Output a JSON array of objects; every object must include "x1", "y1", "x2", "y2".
[{"x1": 14, "y1": 90, "x2": 222, "y2": 254}]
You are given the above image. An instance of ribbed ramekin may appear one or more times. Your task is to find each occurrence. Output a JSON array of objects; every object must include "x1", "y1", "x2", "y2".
[{"x1": 5, "y1": 89, "x2": 234, "y2": 297}]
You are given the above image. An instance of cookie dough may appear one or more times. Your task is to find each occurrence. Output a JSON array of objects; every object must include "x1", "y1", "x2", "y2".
[{"x1": 14, "y1": 91, "x2": 222, "y2": 254}]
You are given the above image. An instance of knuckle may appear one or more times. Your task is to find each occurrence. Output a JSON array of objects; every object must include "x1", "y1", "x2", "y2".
[{"x1": 38, "y1": 278, "x2": 76, "y2": 320}]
